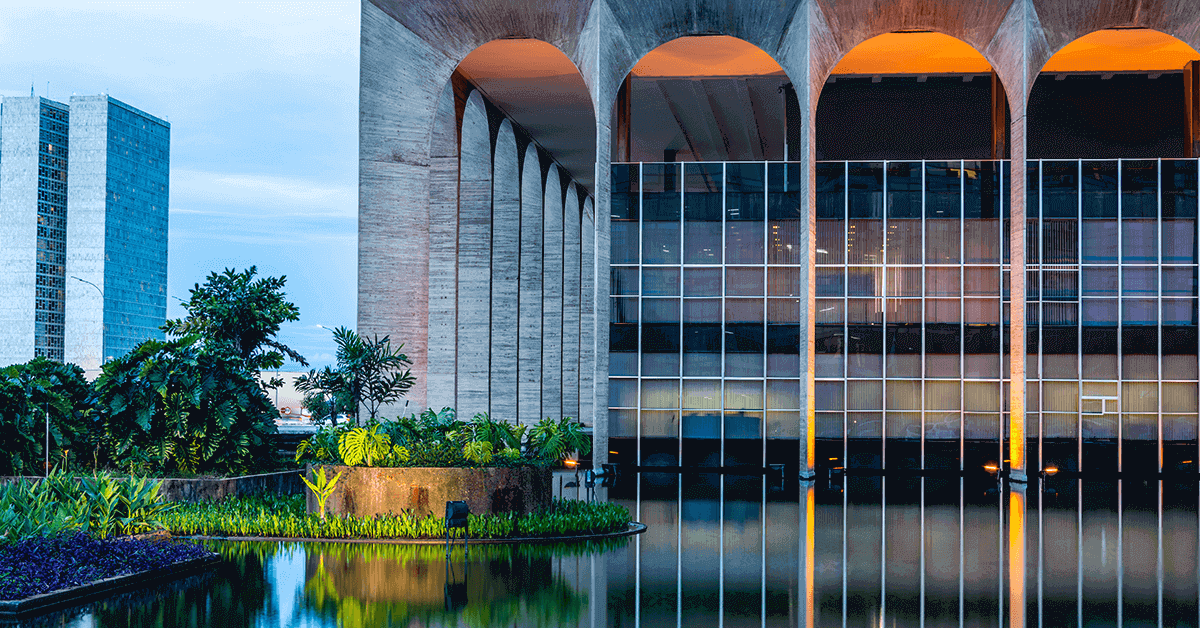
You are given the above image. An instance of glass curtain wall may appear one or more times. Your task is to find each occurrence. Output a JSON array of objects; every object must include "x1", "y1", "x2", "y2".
[
  {"x1": 1029, "y1": 159, "x2": 1200, "y2": 474},
  {"x1": 609, "y1": 162, "x2": 803, "y2": 470},
  {"x1": 611, "y1": 159, "x2": 1200, "y2": 474},
  {"x1": 816, "y1": 161, "x2": 1005, "y2": 471}
]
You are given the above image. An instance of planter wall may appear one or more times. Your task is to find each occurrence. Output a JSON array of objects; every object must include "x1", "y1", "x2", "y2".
[
  {"x1": 309, "y1": 466, "x2": 552, "y2": 518},
  {"x1": 0, "y1": 470, "x2": 302, "y2": 503}
]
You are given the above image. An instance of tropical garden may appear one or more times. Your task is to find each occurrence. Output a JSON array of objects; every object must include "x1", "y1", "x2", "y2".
[{"x1": 0, "y1": 267, "x2": 628, "y2": 606}]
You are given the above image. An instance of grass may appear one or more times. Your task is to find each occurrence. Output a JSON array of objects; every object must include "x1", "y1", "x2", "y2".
[{"x1": 161, "y1": 493, "x2": 632, "y2": 541}]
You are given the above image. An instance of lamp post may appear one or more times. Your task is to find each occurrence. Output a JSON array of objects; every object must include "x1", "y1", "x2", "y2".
[{"x1": 70, "y1": 276, "x2": 104, "y2": 367}]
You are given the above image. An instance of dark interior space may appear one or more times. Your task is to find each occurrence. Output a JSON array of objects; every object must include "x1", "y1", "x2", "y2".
[{"x1": 1027, "y1": 72, "x2": 1186, "y2": 158}]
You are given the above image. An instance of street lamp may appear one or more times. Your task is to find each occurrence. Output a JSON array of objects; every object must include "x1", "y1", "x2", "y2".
[{"x1": 70, "y1": 276, "x2": 105, "y2": 365}]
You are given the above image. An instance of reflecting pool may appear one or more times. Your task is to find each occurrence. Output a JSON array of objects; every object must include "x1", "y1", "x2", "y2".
[{"x1": 21, "y1": 474, "x2": 1200, "y2": 627}]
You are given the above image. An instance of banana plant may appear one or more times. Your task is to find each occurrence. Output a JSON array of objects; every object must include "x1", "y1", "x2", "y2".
[{"x1": 301, "y1": 465, "x2": 343, "y2": 521}]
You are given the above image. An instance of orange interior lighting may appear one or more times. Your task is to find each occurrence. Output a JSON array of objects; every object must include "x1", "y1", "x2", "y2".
[
  {"x1": 830, "y1": 32, "x2": 992, "y2": 75},
  {"x1": 632, "y1": 36, "x2": 784, "y2": 77},
  {"x1": 1042, "y1": 29, "x2": 1200, "y2": 73}
]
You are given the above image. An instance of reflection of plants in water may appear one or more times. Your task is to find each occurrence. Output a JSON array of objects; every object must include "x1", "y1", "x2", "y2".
[{"x1": 300, "y1": 541, "x2": 617, "y2": 628}]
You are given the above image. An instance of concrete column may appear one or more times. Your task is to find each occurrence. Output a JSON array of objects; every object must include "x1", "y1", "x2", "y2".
[
  {"x1": 580, "y1": 197, "x2": 596, "y2": 426},
  {"x1": 518, "y1": 144, "x2": 544, "y2": 427},
  {"x1": 563, "y1": 182, "x2": 582, "y2": 421},
  {"x1": 491, "y1": 120, "x2": 520, "y2": 422},
  {"x1": 427, "y1": 81, "x2": 459, "y2": 411},
  {"x1": 1008, "y1": 110, "x2": 1028, "y2": 481},
  {"x1": 457, "y1": 90, "x2": 492, "y2": 419},
  {"x1": 358, "y1": 2, "x2": 455, "y2": 411},
  {"x1": 542, "y1": 166, "x2": 565, "y2": 421}
]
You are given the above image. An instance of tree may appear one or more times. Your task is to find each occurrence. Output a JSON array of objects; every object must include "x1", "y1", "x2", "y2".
[
  {"x1": 163, "y1": 266, "x2": 307, "y2": 372},
  {"x1": 294, "y1": 327, "x2": 415, "y2": 425},
  {"x1": 0, "y1": 358, "x2": 93, "y2": 475},
  {"x1": 294, "y1": 366, "x2": 352, "y2": 426},
  {"x1": 91, "y1": 336, "x2": 279, "y2": 474}
]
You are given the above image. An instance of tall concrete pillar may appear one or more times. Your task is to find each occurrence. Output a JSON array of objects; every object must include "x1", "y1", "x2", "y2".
[
  {"x1": 457, "y1": 90, "x2": 492, "y2": 419},
  {"x1": 358, "y1": 2, "x2": 456, "y2": 411},
  {"x1": 518, "y1": 144, "x2": 544, "y2": 427},
  {"x1": 491, "y1": 121, "x2": 521, "y2": 422},
  {"x1": 987, "y1": 0, "x2": 1037, "y2": 482},
  {"x1": 563, "y1": 182, "x2": 582, "y2": 421},
  {"x1": 542, "y1": 166, "x2": 564, "y2": 422},
  {"x1": 427, "y1": 81, "x2": 459, "y2": 411},
  {"x1": 580, "y1": 197, "x2": 596, "y2": 426}
]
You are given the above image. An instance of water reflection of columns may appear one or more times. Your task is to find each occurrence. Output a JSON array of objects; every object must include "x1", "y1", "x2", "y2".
[
  {"x1": 799, "y1": 480, "x2": 815, "y2": 628},
  {"x1": 1008, "y1": 483, "x2": 1027, "y2": 628}
]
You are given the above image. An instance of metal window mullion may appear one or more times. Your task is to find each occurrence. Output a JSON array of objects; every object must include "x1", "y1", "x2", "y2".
[
  {"x1": 921, "y1": 161, "x2": 927, "y2": 469},
  {"x1": 1117, "y1": 159, "x2": 1124, "y2": 475},
  {"x1": 638, "y1": 163, "x2": 645, "y2": 468},
  {"x1": 844, "y1": 161, "x2": 850, "y2": 466},
  {"x1": 1077, "y1": 161, "x2": 1084, "y2": 472},
  {"x1": 960, "y1": 161, "x2": 966, "y2": 471},
  {"x1": 883, "y1": 161, "x2": 888, "y2": 470},
  {"x1": 1038, "y1": 158, "x2": 1045, "y2": 474},
  {"x1": 1158, "y1": 158, "x2": 1164, "y2": 474},
  {"x1": 762, "y1": 162, "x2": 768, "y2": 466},
  {"x1": 720, "y1": 162, "x2": 727, "y2": 468}
]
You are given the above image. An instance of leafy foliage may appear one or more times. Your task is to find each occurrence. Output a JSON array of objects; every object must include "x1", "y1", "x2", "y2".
[
  {"x1": 295, "y1": 408, "x2": 592, "y2": 469},
  {"x1": 336, "y1": 426, "x2": 392, "y2": 467},
  {"x1": 91, "y1": 336, "x2": 279, "y2": 474},
  {"x1": 299, "y1": 466, "x2": 343, "y2": 521},
  {"x1": 162, "y1": 494, "x2": 632, "y2": 540},
  {"x1": 294, "y1": 327, "x2": 414, "y2": 425},
  {"x1": 0, "y1": 358, "x2": 93, "y2": 475},
  {"x1": 163, "y1": 266, "x2": 306, "y2": 371},
  {"x1": 0, "y1": 471, "x2": 175, "y2": 544}
]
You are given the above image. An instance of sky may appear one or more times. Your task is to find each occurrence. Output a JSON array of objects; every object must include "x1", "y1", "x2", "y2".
[{"x1": 0, "y1": 1, "x2": 360, "y2": 370}]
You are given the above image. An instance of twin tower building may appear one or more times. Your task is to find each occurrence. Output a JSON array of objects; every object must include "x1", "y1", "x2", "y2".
[{"x1": 0, "y1": 95, "x2": 169, "y2": 371}]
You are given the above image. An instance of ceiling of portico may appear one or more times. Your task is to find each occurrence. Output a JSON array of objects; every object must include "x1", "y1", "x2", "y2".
[{"x1": 456, "y1": 39, "x2": 597, "y2": 194}]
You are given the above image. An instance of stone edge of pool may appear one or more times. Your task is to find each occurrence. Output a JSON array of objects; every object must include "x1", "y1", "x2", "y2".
[
  {"x1": 179, "y1": 521, "x2": 648, "y2": 545},
  {"x1": 0, "y1": 553, "x2": 221, "y2": 620}
]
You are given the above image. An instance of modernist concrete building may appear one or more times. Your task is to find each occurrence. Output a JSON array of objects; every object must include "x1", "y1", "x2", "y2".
[
  {"x1": 358, "y1": 0, "x2": 1200, "y2": 480},
  {"x1": 0, "y1": 95, "x2": 169, "y2": 370}
]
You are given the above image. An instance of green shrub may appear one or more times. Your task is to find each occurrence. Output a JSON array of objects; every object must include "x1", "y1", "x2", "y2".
[
  {"x1": 295, "y1": 408, "x2": 591, "y2": 469},
  {"x1": 0, "y1": 358, "x2": 94, "y2": 476},
  {"x1": 0, "y1": 471, "x2": 174, "y2": 544}
]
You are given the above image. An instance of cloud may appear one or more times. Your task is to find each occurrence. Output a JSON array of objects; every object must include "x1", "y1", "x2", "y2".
[{"x1": 171, "y1": 169, "x2": 356, "y2": 218}]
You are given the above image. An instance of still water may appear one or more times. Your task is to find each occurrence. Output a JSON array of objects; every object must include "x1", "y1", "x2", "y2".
[{"x1": 22, "y1": 473, "x2": 1200, "y2": 627}]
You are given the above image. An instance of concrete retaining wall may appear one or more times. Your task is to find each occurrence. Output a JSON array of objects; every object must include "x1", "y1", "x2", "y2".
[{"x1": 308, "y1": 465, "x2": 552, "y2": 518}]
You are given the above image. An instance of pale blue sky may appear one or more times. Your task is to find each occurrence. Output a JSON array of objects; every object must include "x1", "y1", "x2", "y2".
[{"x1": 0, "y1": 1, "x2": 361, "y2": 369}]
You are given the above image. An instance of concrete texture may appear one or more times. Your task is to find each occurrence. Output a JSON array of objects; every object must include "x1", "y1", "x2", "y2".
[
  {"x1": 312, "y1": 465, "x2": 553, "y2": 517},
  {"x1": 456, "y1": 91, "x2": 492, "y2": 419},
  {"x1": 518, "y1": 144, "x2": 544, "y2": 426},
  {"x1": 427, "y1": 81, "x2": 459, "y2": 411},
  {"x1": 490, "y1": 121, "x2": 520, "y2": 422},
  {"x1": 542, "y1": 166, "x2": 565, "y2": 422},
  {"x1": 359, "y1": 0, "x2": 1200, "y2": 473}
]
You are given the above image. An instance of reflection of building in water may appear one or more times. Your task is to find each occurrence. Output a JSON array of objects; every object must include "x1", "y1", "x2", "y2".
[
  {"x1": 606, "y1": 474, "x2": 1197, "y2": 627},
  {"x1": 302, "y1": 544, "x2": 595, "y2": 627},
  {"x1": 363, "y1": 0, "x2": 1200, "y2": 479}
]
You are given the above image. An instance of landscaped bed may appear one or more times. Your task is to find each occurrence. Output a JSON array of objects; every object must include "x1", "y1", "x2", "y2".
[
  {"x1": 162, "y1": 493, "x2": 634, "y2": 541},
  {"x1": 0, "y1": 532, "x2": 216, "y2": 602}
]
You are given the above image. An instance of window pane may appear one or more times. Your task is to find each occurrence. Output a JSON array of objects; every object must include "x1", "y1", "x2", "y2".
[
  {"x1": 611, "y1": 267, "x2": 638, "y2": 295},
  {"x1": 684, "y1": 267, "x2": 722, "y2": 296},
  {"x1": 611, "y1": 164, "x2": 640, "y2": 263},
  {"x1": 684, "y1": 163, "x2": 722, "y2": 264},
  {"x1": 642, "y1": 267, "x2": 680, "y2": 296},
  {"x1": 726, "y1": 267, "x2": 764, "y2": 296},
  {"x1": 642, "y1": 163, "x2": 681, "y2": 264}
]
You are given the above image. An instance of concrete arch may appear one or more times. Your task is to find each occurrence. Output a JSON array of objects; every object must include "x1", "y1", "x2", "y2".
[
  {"x1": 580, "y1": 197, "x2": 596, "y2": 425},
  {"x1": 518, "y1": 144, "x2": 544, "y2": 427},
  {"x1": 428, "y1": 80, "x2": 459, "y2": 410},
  {"x1": 491, "y1": 120, "x2": 521, "y2": 421},
  {"x1": 563, "y1": 182, "x2": 582, "y2": 421},
  {"x1": 604, "y1": 34, "x2": 803, "y2": 144},
  {"x1": 457, "y1": 90, "x2": 492, "y2": 419},
  {"x1": 542, "y1": 165, "x2": 565, "y2": 422},
  {"x1": 1030, "y1": 0, "x2": 1200, "y2": 67}
]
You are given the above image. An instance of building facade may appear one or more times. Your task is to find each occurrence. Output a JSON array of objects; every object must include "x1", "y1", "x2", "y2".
[
  {"x1": 0, "y1": 94, "x2": 169, "y2": 370},
  {"x1": 358, "y1": 0, "x2": 1200, "y2": 479}
]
